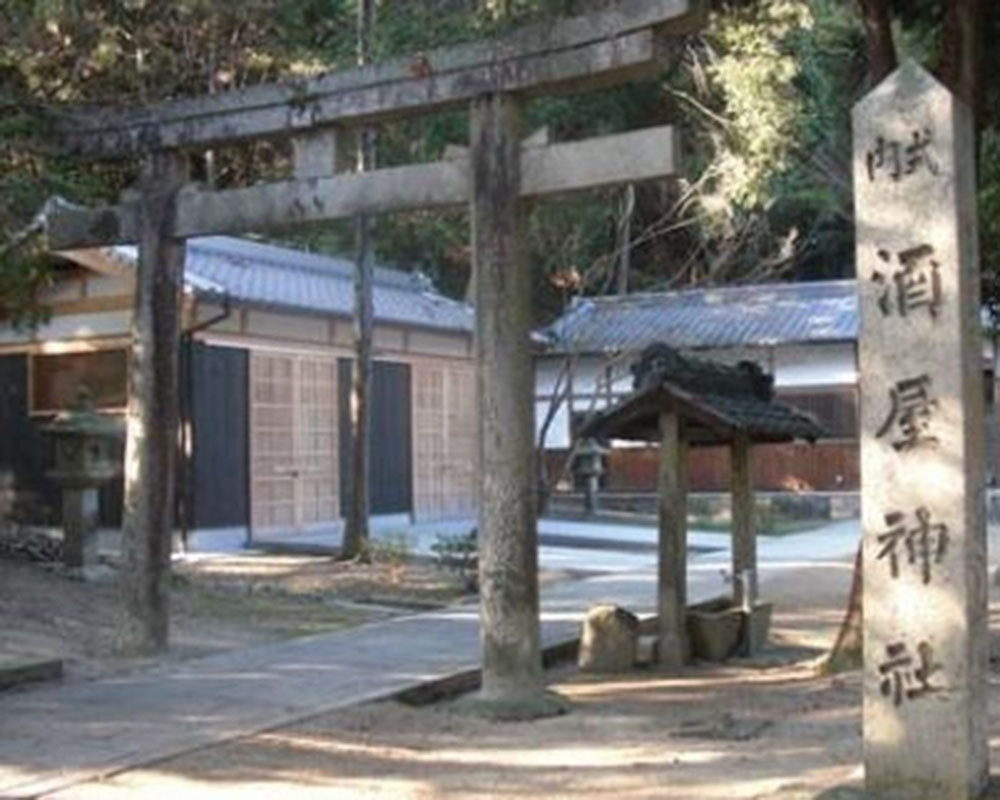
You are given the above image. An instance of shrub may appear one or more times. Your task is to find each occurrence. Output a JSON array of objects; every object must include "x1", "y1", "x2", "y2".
[{"x1": 431, "y1": 528, "x2": 478, "y2": 593}]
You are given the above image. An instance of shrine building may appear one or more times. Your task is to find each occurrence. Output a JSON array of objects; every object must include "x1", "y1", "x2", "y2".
[
  {"x1": 0, "y1": 236, "x2": 477, "y2": 550},
  {"x1": 535, "y1": 279, "x2": 1000, "y2": 496}
]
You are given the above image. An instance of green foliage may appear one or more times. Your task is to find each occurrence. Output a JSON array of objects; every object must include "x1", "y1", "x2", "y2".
[
  {"x1": 363, "y1": 533, "x2": 412, "y2": 583},
  {"x1": 430, "y1": 529, "x2": 478, "y2": 593},
  {"x1": 706, "y1": 1, "x2": 811, "y2": 209},
  {"x1": 2, "y1": 0, "x2": 998, "y2": 331},
  {"x1": 980, "y1": 130, "x2": 1000, "y2": 327}
]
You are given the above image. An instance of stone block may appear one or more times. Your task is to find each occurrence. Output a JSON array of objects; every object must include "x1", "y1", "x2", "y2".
[
  {"x1": 685, "y1": 598, "x2": 773, "y2": 661},
  {"x1": 686, "y1": 597, "x2": 743, "y2": 661},
  {"x1": 635, "y1": 634, "x2": 658, "y2": 667},
  {"x1": 578, "y1": 604, "x2": 639, "y2": 673},
  {"x1": 855, "y1": 61, "x2": 989, "y2": 798}
]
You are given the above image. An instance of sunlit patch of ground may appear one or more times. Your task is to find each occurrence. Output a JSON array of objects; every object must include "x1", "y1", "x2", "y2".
[
  {"x1": 30, "y1": 555, "x2": 1000, "y2": 800},
  {"x1": 0, "y1": 550, "x2": 474, "y2": 683},
  {"x1": 46, "y1": 562, "x2": 874, "y2": 800}
]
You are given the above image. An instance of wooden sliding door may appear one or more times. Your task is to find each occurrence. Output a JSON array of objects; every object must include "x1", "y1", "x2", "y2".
[
  {"x1": 250, "y1": 352, "x2": 338, "y2": 536},
  {"x1": 413, "y1": 361, "x2": 477, "y2": 521}
]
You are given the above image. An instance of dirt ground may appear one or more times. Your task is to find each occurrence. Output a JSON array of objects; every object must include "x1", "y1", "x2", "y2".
[
  {"x1": 38, "y1": 558, "x2": 926, "y2": 800},
  {"x1": 16, "y1": 554, "x2": 1000, "y2": 799},
  {"x1": 0, "y1": 550, "x2": 478, "y2": 683}
]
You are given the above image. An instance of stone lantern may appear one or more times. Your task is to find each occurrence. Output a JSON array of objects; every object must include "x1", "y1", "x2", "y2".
[
  {"x1": 42, "y1": 390, "x2": 124, "y2": 570},
  {"x1": 573, "y1": 438, "x2": 607, "y2": 515}
]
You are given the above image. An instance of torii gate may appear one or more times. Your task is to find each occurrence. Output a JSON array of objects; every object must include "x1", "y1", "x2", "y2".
[{"x1": 47, "y1": 0, "x2": 704, "y2": 717}]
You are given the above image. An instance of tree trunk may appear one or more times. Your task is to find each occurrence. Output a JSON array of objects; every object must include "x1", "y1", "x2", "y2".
[
  {"x1": 939, "y1": 0, "x2": 983, "y2": 119},
  {"x1": 824, "y1": 542, "x2": 863, "y2": 674},
  {"x1": 117, "y1": 152, "x2": 188, "y2": 655},
  {"x1": 824, "y1": 0, "x2": 894, "y2": 673},
  {"x1": 855, "y1": 0, "x2": 897, "y2": 84},
  {"x1": 341, "y1": 0, "x2": 377, "y2": 562},
  {"x1": 617, "y1": 183, "x2": 635, "y2": 295},
  {"x1": 471, "y1": 93, "x2": 562, "y2": 719}
]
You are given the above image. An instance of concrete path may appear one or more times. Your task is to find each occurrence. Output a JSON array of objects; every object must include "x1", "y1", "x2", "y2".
[{"x1": 0, "y1": 520, "x2": 859, "y2": 799}]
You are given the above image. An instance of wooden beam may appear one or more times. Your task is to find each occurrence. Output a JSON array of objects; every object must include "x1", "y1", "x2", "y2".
[
  {"x1": 657, "y1": 409, "x2": 688, "y2": 668},
  {"x1": 50, "y1": 125, "x2": 680, "y2": 248},
  {"x1": 57, "y1": 0, "x2": 703, "y2": 160}
]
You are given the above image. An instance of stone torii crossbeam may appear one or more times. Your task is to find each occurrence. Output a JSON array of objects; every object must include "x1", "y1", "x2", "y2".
[{"x1": 46, "y1": 0, "x2": 705, "y2": 716}]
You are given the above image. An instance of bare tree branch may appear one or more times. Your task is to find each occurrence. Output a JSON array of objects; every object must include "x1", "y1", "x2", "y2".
[{"x1": 0, "y1": 197, "x2": 64, "y2": 260}]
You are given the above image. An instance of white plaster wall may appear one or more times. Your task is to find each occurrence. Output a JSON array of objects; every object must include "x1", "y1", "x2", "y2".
[
  {"x1": 536, "y1": 399, "x2": 571, "y2": 449},
  {"x1": 536, "y1": 355, "x2": 627, "y2": 450},
  {"x1": 687, "y1": 346, "x2": 772, "y2": 372},
  {"x1": 85, "y1": 275, "x2": 132, "y2": 298},
  {"x1": 332, "y1": 319, "x2": 354, "y2": 345},
  {"x1": 408, "y1": 330, "x2": 469, "y2": 358},
  {"x1": 194, "y1": 304, "x2": 242, "y2": 333},
  {"x1": 374, "y1": 325, "x2": 406, "y2": 351},
  {"x1": 536, "y1": 355, "x2": 632, "y2": 396},
  {"x1": 37, "y1": 281, "x2": 84, "y2": 304},
  {"x1": 0, "y1": 311, "x2": 132, "y2": 345},
  {"x1": 772, "y1": 342, "x2": 857, "y2": 388},
  {"x1": 534, "y1": 343, "x2": 860, "y2": 450},
  {"x1": 246, "y1": 310, "x2": 328, "y2": 342}
]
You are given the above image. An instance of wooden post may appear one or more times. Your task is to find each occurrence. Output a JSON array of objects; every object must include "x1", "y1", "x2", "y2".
[
  {"x1": 657, "y1": 409, "x2": 687, "y2": 668},
  {"x1": 471, "y1": 93, "x2": 559, "y2": 718},
  {"x1": 117, "y1": 151, "x2": 188, "y2": 655},
  {"x1": 730, "y1": 433, "x2": 757, "y2": 608}
]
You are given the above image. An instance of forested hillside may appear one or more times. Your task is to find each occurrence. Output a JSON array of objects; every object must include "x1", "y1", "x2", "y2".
[{"x1": 2, "y1": 0, "x2": 998, "y2": 324}]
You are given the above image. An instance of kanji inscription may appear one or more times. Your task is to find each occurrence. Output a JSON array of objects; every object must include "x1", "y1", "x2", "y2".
[
  {"x1": 878, "y1": 640, "x2": 943, "y2": 707},
  {"x1": 876, "y1": 507, "x2": 949, "y2": 584},
  {"x1": 866, "y1": 128, "x2": 940, "y2": 182},
  {"x1": 875, "y1": 374, "x2": 938, "y2": 451},
  {"x1": 872, "y1": 244, "x2": 942, "y2": 319}
]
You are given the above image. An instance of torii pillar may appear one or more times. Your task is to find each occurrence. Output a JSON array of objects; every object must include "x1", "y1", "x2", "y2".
[{"x1": 471, "y1": 94, "x2": 565, "y2": 717}]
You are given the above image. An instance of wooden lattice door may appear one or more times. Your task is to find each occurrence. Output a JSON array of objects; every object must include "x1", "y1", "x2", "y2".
[
  {"x1": 413, "y1": 362, "x2": 477, "y2": 521},
  {"x1": 250, "y1": 352, "x2": 338, "y2": 535},
  {"x1": 296, "y1": 357, "x2": 338, "y2": 526}
]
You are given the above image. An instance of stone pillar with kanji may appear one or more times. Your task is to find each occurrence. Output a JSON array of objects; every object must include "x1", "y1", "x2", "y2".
[{"x1": 855, "y1": 60, "x2": 988, "y2": 799}]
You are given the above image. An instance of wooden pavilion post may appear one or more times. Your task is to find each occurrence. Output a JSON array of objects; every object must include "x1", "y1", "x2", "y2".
[
  {"x1": 730, "y1": 433, "x2": 757, "y2": 608},
  {"x1": 657, "y1": 408, "x2": 688, "y2": 668},
  {"x1": 118, "y1": 151, "x2": 188, "y2": 655}
]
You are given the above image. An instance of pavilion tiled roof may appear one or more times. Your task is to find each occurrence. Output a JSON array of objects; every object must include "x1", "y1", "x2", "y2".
[{"x1": 582, "y1": 344, "x2": 827, "y2": 446}]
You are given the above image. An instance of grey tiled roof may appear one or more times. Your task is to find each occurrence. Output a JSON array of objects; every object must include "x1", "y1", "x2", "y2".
[
  {"x1": 582, "y1": 344, "x2": 826, "y2": 446},
  {"x1": 539, "y1": 280, "x2": 858, "y2": 353},
  {"x1": 110, "y1": 236, "x2": 473, "y2": 333}
]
